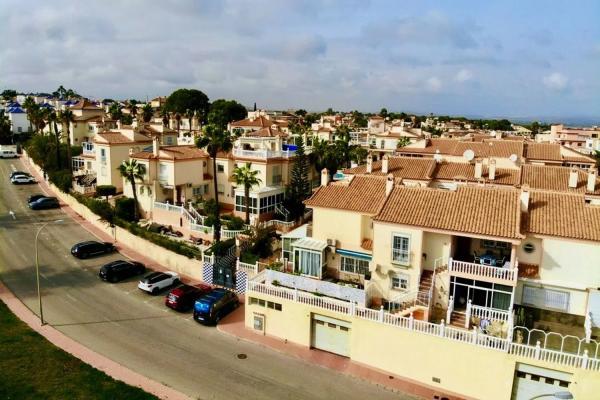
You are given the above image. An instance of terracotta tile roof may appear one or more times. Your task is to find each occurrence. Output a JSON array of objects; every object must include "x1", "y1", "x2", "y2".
[
  {"x1": 526, "y1": 192, "x2": 600, "y2": 242},
  {"x1": 432, "y1": 162, "x2": 520, "y2": 185},
  {"x1": 131, "y1": 145, "x2": 208, "y2": 161},
  {"x1": 245, "y1": 126, "x2": 288, "y2": 138},
  {"x1": 73, "y1": 115, "x2": 103, "y2": 122},
  {"x1": 70, "y1": 99, "x2": 101, "y2": 110},
  {"x1": 230, "y1": 116, "x2": 278, "y2": 128},
  {"x1": 94, "y1": 132, "x2": 151, "y2": 144},
  {"x1": 361, "y1": 238, "x2": 373, "y2": 251},
  {"x1": 524, "y1": 143, "x2": 561, "y2": 161},
  {"x1": 375, "y1": 186, "x2": 523, "y2": 239},
  {"x1": 343, "y1": 157, "x2": 436, "y2": 180},
  {"x1": 455, "y1": 140, "x2": 523, "y2": 158},
  {"x1": 521, "y1": 165, "x2": 600, "y2": 195},
  {"x1": 304, "y1": 175, "x2": 388, "y2": 214}
]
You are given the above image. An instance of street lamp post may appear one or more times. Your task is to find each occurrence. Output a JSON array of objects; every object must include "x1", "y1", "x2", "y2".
[{"x1": 34, "y1": 219, "x2": 63, "y2": 325}]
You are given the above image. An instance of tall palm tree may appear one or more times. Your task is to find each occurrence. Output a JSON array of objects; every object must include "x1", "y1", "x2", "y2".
[
  {"x1": 196, "y1": 124, "x2": 233, "y2": 242},
  {"x1": 141, "y1": 103, "x2": 154, "y2": 123},
  {"x1": 47, "y1": 111, "x2": 61, "y2": 168},
  {"x1": 118, "y1": 159, "x2": 146, "y2": 221},
  {"x1": 232, "y1": 163, "x2": 262, "y2": 224},
  {"x1": 22, "y1": 96, "x2": 36, "y2": 132},
  {"x1": 175, "y1": 112, "x2": 181, "y2": 135},
  {"x1": 185, "y1": 108, "x2": 194, "y2": 133},
  {"x1": 59, "y1": 109, "x2": 74, "y2": 167}
]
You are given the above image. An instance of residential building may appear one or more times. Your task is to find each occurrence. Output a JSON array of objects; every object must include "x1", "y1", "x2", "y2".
[
  {"x1": 5, "y1": 105, "x2": 28, "y2": 134},
  {"x1": 68, "y1": 99, "x2": 105, "y2": 144},
  {"x1": 536, "y1": 124, "x2": 600, "y2": 155}
]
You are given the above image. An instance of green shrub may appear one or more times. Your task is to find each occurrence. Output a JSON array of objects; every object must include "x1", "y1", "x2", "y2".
[
  {"x1": 48, "y1": 169, "x2": 73, "y2": 193},
  {"x1": 96, "y1": 185, "x2": 117, "y2": 199},
  {"x1": 115, "y1": 197, "x2": 136, "y2": 221},
  {"x1": 206, "y1": 238, "x2": 235, "y2": 256},
  {"x1": 87, "y1": 198, "x2": 115, "y2": 224},
  {"x1": 240, "y1": 251, "x2": 259, "y2": 264},
  {"x1": 225, "y1": 216, "x2": 245, "y2": 230}
]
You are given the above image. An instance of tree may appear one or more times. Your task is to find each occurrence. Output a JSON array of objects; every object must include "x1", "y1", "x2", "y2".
[
  {"x1": 207, "y1": 99, "x2": 247, "y2": 130},
  {"x1": 232, "y1": 163, "x2": 262, "y2": 224},
  {"x1": 59, "y1": 109, "x2": 74, "y2": 167},
  {"x1": 164, "y1": 89, "x2": 210, "y2": 121},
  {"x1": 22, "y1": 96, "x2": 37, "y2": 132},
  {"x1": 397, "y1": 137, "x2": 411, "y2": 148},
  {"x1": 196, "y1": 124, "x2": 233, "y2": 242},
  {"x1": 295, "y1": 109, "x2": 307, "y2": 117},
  {"x1": 0, "y1": 110, "x2": 13, "y2": 144},
  {"x1": 109, "y1": 103, "x2": 123, "y2": 121},
  {"x1": 47, "y1": 111, "x2": 61, "y2": 168},
  {"x1": 284, "y1": 136, "x2": 310, "y2": 219},
  {"x1": 141, "y1": 103, "x2": 154, "y2": 123},
  {"x1": 380, "y1": 108, "x2": 388, "y2": 118},
  {"x1": 118, "y1": 159, "x2": 146, "y2": 221},
  {"x1": 1, "y1": 89, "x2": 17, "y2": 101}
]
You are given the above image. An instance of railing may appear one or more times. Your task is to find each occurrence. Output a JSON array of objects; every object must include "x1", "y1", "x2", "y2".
[
  {"x1": 446, "y1": 295, "x2": 454, "y2": 323},
  {"x1": 188, "y1": 204, "x2": 205, "y2": 225},
  {"x1": 202, "y1": 253, "x2": 214, "y2": 265},
  {"x1": 82, "y1": 142, "x2": 94, "y2": 155},
  {"x1": 153, "y1": 201, "x2": 182, "y2": 213},
  {"x1": 448, "y1": 257, "x2": 518, "y2": 283},
  {"x1": 233, "y1": 148, "x2": 296, "y2": 159},
  {"x1": 470, "y1": 303, "x2": 511, "y2": 322},
  {"x1": 246, "y1": 279, "x2": 600, "y2": 371},
  {"x1": 264, "y1": 219, "x2": 295, "y2": 230},
  {"x1": 72, "y1": 182, "x2": 96, "y2": 195},
  {"x1": 237, "y1": 259, "x2": 259, "y2": 275},
  {"x1": 387, "y1": 290, "x2": 428, "y2": 314},
  {"x1": 220, "y1": 227, "x2": 245, "y2": 239},
  {"x1": 190, "y1": 222, "x2": 213, "y2": 234}
]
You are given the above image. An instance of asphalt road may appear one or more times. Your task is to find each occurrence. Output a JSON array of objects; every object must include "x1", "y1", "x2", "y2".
[{"x1": 0, "y1": 158, "x2": 411, "y2": 400}]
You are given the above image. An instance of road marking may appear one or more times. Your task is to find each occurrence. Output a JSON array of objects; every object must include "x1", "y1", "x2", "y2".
[
  {"x1": 39, "y1": 272, "x2": 48, "y2": 280},
  {"x1": 65, "y1": 293, "x2": 78, "y2": 302}
]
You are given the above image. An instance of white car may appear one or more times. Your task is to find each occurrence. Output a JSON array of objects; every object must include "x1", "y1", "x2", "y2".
[
  {"x1": 138, "y1": 271, "x2": 180, "y2": 295},
  {"x1": 11, "y1": 174, "x2": 36, "y2": 184}
]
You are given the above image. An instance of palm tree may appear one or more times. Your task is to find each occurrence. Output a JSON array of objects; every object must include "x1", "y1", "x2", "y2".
[
  {"x1": 47, "y1": 111, "x2": 61, "y2": 168},
  {"x1": 185, "y1": 108, "x2": 194, "y2": 133},
  {"x1": 232, "y1": 163, "x2": 262, "y2": 224},
  {"x1": 196, "y1": 124, "x2": 233, "y2": 242},
  {"x1": 174, "y1": 112, "x2": 181, "y2": 135},
  {"x1": 59, "y1": 109, "x2": 74, "y2": 167},
  {"x1": 118, "y1": 159, "x2": 146, "y2": 221},
  {"x1": 141, "y1": 103, "x2": 153, "y2": 123},
  {"x1": 23, "y1": 96, "x2": 36, "y2": 133}
]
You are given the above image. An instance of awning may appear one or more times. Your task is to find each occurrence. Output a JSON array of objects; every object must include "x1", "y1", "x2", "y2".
[{"x1": 335, "y1": 249, "x2": 372, "y2": 261}]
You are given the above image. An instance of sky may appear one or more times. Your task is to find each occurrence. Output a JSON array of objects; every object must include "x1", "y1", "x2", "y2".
[{"x1": 1, "y1": 0, "x2": 599, "y2": 120}]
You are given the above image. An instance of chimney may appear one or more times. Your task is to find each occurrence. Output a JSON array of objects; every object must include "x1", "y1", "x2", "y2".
[
  {"x1": 385, "y1": 174, "x2": 394, "y2": 196},
  {"x1": 321, "y1": 168, "x2": 329, "y2": 187},
  {"x1": 520, "y1": 185, "x2": 530, "y2": 212},
  {"x1": 116, "y1": 120, "x2": 121, "y2": 129},
  {"x1": 489, "y1": 159, "x2": 496, "y2": 181},
  {"x1": 588, "y1": 167, "x2": 598, "y2": 192},
  {"x1": 366, "y1": 154, "x2": 373, "y2": 174},
  {"x1": 153, "y1": 136, "x2": 160, "y2": 157},
  {"x1": 382, "y1": 154, "x2": 389, "y2": 174},
  {"x1": 474, "y1": 159, "x2": 483, "y2": 179},
  {"x1": 132, "y1": 117, "x2": 138, "y2": 129},
  {"x1": 495, "y1": 130, "x2": 502, "y2": 140},
  {"x1": 568, "y1": 167, "x2": 578, "y2": 189}
]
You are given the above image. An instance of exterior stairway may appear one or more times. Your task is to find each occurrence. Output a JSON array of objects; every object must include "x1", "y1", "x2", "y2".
[
  {"x1": 418, "y1": 270, "x2": 433, "y2": 296},
  {"x1": 450, "y1": 311, "x2": 467, "y2": 328},
  {"x1": 389, "y1": 271, "x2": 434, "y2": 315}
]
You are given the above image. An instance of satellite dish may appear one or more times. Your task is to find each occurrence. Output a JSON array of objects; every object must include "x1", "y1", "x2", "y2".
[
  {"x1": 509, "y1": 154, "x2": 518, "y2": 163},
  {"x1": 463, "y1": 149, "x2": 475, "y2": 162}
]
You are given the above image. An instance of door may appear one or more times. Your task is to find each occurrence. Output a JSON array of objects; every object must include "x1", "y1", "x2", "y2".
[
  {"x1": 311, "y1": 314, "x2": 351, "y2": 357},
  {"x1": 510, "y1": 363, "x2": 571, "y2": 400}
]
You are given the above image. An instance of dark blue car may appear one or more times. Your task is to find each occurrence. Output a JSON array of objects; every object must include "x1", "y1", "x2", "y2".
[{"x1": 193, "y1": 288, "x2": 239, "y2": 325}]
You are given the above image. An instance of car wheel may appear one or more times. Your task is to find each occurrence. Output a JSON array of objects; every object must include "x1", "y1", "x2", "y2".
[
  {"x1": 173, "y1": 278, "x2": 180, "y2": 286},
  {"x1": 151, "y1": 288, "x2": 159, "y2": 295},
  {"x1": 110, "y1": 276, "x2": 118, "y2": 283},
  {"x1": 79, "y1": 253, "x2": 87, "y2": 259}
]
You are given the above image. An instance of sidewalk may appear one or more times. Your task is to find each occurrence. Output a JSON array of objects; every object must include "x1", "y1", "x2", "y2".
[{"x1": 217, "y1": 305, "x2": 465, "y2": 400}]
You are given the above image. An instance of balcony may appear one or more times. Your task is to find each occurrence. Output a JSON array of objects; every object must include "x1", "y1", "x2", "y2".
[
  {"x1": 233, "y1": 148, "x2": 296, "y2": 159},
  {"x1": 448, "y1": 257, "x2": 518, "y2": 285}
]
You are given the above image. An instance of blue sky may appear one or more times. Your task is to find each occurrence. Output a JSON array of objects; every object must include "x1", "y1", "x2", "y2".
[{"x1": 1, "y1": 0, "x2": 599, "y2": 119}]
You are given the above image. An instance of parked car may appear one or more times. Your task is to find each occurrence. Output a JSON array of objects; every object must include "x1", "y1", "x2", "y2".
[
  {"x1": 99, "y1": 260, "x2": 145, "y2": 283},
  {"x1": 70, "y1": 241, "x2": 116, "y2": 259},
  {"x1": 138, "y1": 271, "x2": 180, "y2": 295},
  {"x1": 29, "y1": 197, "x2": 60, "y2": 210},
  {"x1": 193, "y1": 288, "x2": 239, "y2": 325},
  {"x1": 165, "y1": 284, "x2": 212, "y2": 312},
  {"x1": 27, "y1": 194, "x2": 47, "y2": 204},
  {"x1": 11, "y1": 174, "x2": 36, "y2": 184},
  {"x1": 10, "y1": 171, "x2": 31, "y2": 179},
  {"x1": 0, "y1": 150, "x2": 18, "y2": 158}
]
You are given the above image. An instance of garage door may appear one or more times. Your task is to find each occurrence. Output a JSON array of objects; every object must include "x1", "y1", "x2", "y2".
[
  {"x1": 311, "y1": 314, "x2": 351, "y2": 357},
  {"x1": 510, "y1": 363, "x2": 571, "y2": 400}
]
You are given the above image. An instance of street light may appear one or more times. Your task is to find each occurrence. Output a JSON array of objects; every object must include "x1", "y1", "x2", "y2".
[
  {"x1": 35, "y1": 219, "x2": 63, "y2": 325},
  {"x1": 530, "y1": 391, "x2": 574, "y2": 400}
]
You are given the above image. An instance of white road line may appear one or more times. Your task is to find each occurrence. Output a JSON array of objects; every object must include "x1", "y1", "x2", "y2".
[
  {"x1": 39, "y1": 272, "x2": 48, "y2": 280},
  {"x1": 65, "y1": 293, "x2": 78, "y2": 302}
]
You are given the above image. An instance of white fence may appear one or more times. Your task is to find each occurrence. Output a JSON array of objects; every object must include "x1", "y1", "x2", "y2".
[
  {"x1": 470, "y1": 303, "x2": 511, "y2": 323},
  {"x1": 264, "y1": 269, "x2": 367, "y2": 305},
  {"x1": 246, "y1": 279, "x2": 600, "y2": 371},
  {"x1": 233, "y1": 148, "x2": 296, "y2": 159},
  {"x1": 448, "y1": 257, "x2": 518, "y2": 283}
]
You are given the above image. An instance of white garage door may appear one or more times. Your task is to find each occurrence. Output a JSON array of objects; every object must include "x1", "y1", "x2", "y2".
[
  {"x1": 311, "y1": 314, "x2": 351, "y2": 357},
  {"x1": 511, "y1": 363, "x2": 571, "y2": 400}
]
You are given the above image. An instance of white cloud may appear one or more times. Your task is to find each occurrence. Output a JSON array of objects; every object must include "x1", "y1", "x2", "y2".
[
  {"x1": 455, "y1": 69, "x2": 473, "y2": 82},
  {"x1": 425, "y1": 77, "x2": 442, "y2": 92},
  {"x1": 542, "y1": 72, "x2": 568, "y2": 91}
]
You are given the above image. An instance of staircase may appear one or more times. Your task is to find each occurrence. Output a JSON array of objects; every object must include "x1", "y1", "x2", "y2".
[
  {"x1": 450, "y1": 311, "x2": 467, "y2": 328},
  {"x1": 388, "y1": 271, "x2": 434, "y2": 315},
  {"x1": 418, "y1": 270, "x2": 433, "y2": 294}
]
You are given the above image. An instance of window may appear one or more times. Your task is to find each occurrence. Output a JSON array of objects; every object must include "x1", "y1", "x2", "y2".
[
  {"x1": 17, "y1": 127, "x2": 22, "y2": 132},
  {"x1": 522, "y1": 286, "x2": 570, "y2": 312},
  {"x1": 159, "y1": 164, "x2": 168, "y2": 182},
  {"x1": 217, "y1": 163, "x2": 225, "y2": 173},
  {"x1": 340, "y1": 256, "x2": 369, "y2": 275},
  {"x1": 100, "y1": 167, "x2": 107, "y2": 177},
  {"x1": 192, "y1": 187, "x2": 203, "y2": 196},
  {"x1": 100, "y1": 148, "x2": 106, "y2": 163},
  {"x1": 294, "y1": 249, "x2": 322, "y2": 278},
  {"x1": 391, "y1": 274, "x2": 409, "y2": 290},
  {"x1": 249, "y1": 297, "x2": 282, "y2": 311},
  {"x1": 271, "y1": 165, "x2": 282, "y2": 186},
  {"x1": 236, "y1": 192, "x2": 283, "y2": 215},
  {"x1": 217, "y1": 184, "x2": 225, "y2": 195},
  {"x1": 523, "y1": 243, "x2": 535, "y2": 254},
  {"x1": 392, "y1": 234, "x2": 410, "y2": 264},
  {"x1": 165, "y1": 136, "x2": 174, "y2": 145}
]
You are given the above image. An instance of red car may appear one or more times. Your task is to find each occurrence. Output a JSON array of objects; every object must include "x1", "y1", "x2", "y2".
[{"x1": 165, "y1": 284, "x2": 212, "y2": 312}]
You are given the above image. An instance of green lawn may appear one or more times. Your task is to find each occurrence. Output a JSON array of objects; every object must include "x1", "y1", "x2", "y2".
[{"x1": 0, "y1": 301, "x2": 158, "y2": 400}]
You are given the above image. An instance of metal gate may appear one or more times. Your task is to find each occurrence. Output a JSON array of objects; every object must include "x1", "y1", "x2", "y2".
[{"x1": 311, "y1": 314, "x2": 351, "y2": 357}]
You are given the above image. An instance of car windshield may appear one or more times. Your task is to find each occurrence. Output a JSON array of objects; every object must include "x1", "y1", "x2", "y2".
[{"x1": 196, "y1": 300, "x2": 211, "y2": 313}]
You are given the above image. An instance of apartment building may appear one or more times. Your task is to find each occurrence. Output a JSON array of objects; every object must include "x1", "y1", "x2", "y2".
[{"x1": 244, "y1": 154, "x2": 600, "y2": 400}]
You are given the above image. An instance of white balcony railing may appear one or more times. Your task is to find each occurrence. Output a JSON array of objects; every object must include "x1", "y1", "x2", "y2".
[
  {"x1": 82, "y1": 142, "x2": 94, "y2": 156},
  {"x1": 233, "y1": 148, "x2": 296, "y2": 159},
  {"x1": 448, "y1": 257, "x2": 518, "y2": 284}
]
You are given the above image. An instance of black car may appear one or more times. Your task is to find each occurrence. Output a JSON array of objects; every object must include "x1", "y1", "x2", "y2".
[
  {"x1": 10, "y1": 171, "x2": 32, "y2": 179},
  {"x1": 70, "y1": 241, "x2": 116, "y2": 259},
  {"x1": 193, "y1": 289, "x2": 240, "y2": 325},
  {"x1": 99, "y1": 260, "x2": 145, "y2": 283},
  {"x1": 28, "y1": 194, "x2": 47, "y2": 204},
  {"x1": 29, "y1": 197, "x2": 60, "y2": 210}
]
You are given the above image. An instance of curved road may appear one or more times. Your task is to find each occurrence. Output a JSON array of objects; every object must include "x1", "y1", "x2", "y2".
[{"x1": 0, "y1": 158, "x2": 410, "y2": 400}]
